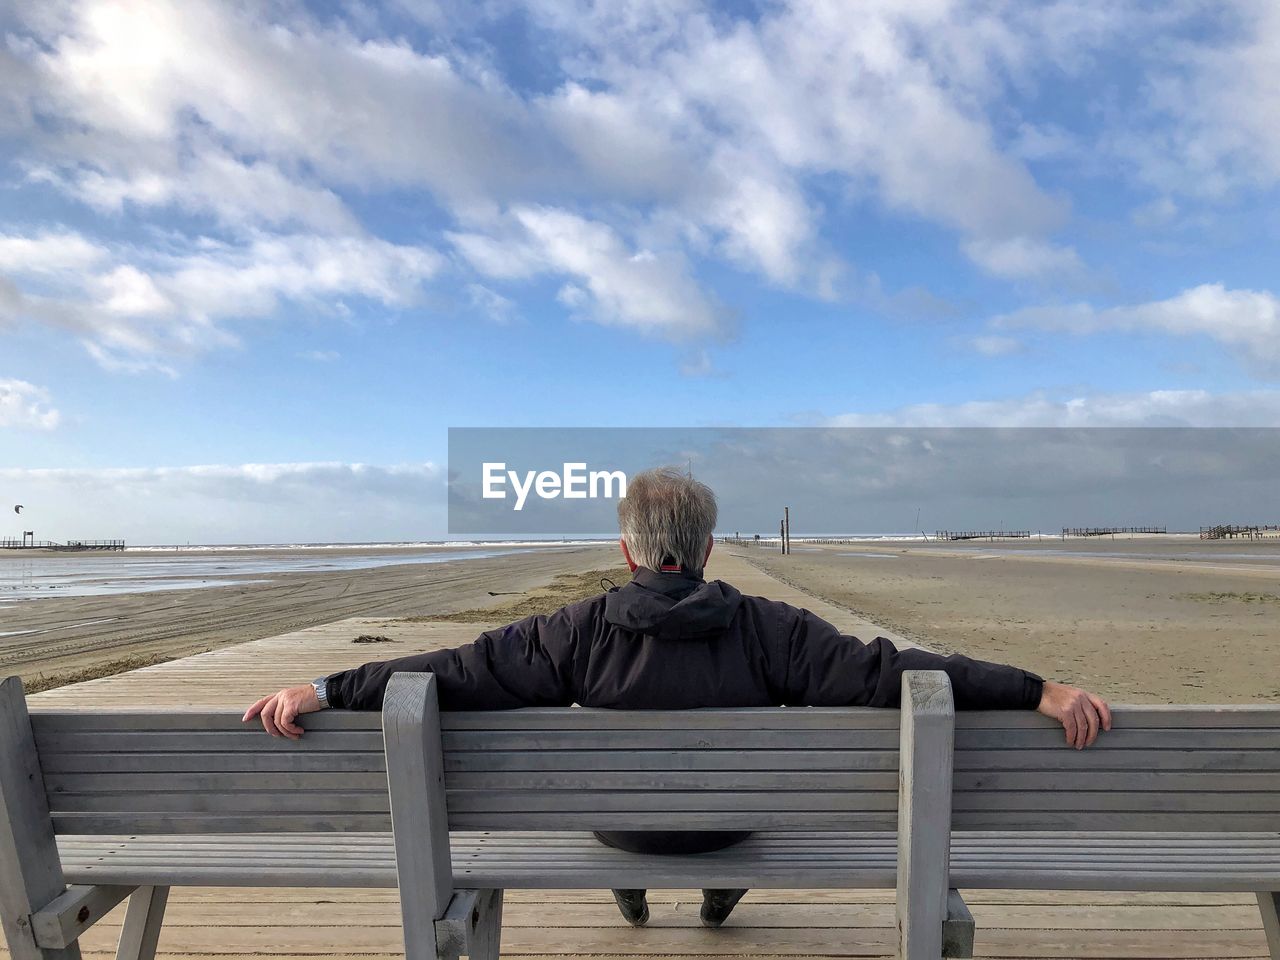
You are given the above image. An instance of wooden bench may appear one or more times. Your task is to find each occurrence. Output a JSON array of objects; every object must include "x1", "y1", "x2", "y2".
[
  {"x1": 940, "y1": 706, "x2": 1280, "y2": 958},
  {"x1": 0, "y1": 671, "x2": 967, "y2": 960}
]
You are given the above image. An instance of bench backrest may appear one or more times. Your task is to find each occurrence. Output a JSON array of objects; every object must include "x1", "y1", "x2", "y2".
[
  {"x1": 952, "y1": 708, "x2": 1280, "y2": 832},
  {"x1": 26, "y1": 700, "x2": 904, "y2": 835},
  {"x1": 24, "y1": 679, "x2": 1278, "y2": 837}
]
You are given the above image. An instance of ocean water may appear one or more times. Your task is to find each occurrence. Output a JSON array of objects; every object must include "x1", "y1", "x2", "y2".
[{"x1": 0, "y1": 545, "x2": 568, "y2": 602}]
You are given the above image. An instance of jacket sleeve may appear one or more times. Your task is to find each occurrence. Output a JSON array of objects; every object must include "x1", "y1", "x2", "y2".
[
  {"x1": 325, "y1": 608, "x2": 579, "y2": 711},
  {"x1": 784, "y1": 606, "x2": 1043, "y2": 710}
]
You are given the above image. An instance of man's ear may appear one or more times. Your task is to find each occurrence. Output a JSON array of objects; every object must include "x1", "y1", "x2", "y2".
[
  {"x1": 619, "y1": 538, "x2": 638, "y2": 572},
  {"x1": 704, "y1": 535, "x2": 714, "y2": 565}
]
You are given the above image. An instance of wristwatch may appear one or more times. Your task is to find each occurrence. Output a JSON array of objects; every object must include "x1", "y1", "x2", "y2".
[{"x1": 311, "y1": 677, "x2": 331, "y2": 709}]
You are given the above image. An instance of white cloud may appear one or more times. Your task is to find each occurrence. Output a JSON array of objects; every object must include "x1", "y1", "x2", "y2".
[
  {"x1": 1130, "y1": 196, "x2": 1179, "y2": 229},
  {"x1": 0, "y1": 229, "x2": 442, "y2": 370},
  {"x1": 991, "y1": 283, "x2": 1280, "y2": 374},
  {"x1": 299, "y1": 349, "x2": 340, "y2": 362},
  {"x1": 832, "y1": 388, "x2": 1280, "y2": 427},
  {"x1": 0, "y1": 461, "x2": 446, "y2": 543},
  {"x1": 961, "y1": 237, "x2": 1085, "y2": 282},
  {"x1": 1119, "y1": 0, "x2": 1280, "y2": 196},
  {"x1": 465, "y1": 284, "x2": 516, "y2": 324},
  {"x1": 17, "y1": 0, "x2": 550, "y2": 207},
  {"x1": 0, "y1": 230, "x2": 109, "y2": 275},
  {"x1": 967, "y1": 334, "x2": 1024, "y2": 357},
  {"x1": 529, "y1": 0, "x2": 1072, "y2": 282},
  {"x1": 0, "y1": 379, "x2": 61, "y2": 430},
  {"x1": 64, "y1": 147, "x2": 360, "y2": 233},
  {"x1": 454, "y1": 206, "x2": 727, "y2": 340}
]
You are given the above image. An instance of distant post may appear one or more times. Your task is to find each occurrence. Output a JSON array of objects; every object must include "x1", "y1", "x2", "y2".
[
  {"x1": 784, "y1": 506, "x2": 791, "y2": 555},
  {"x1": 779, "y1": 519, "x2": 785, "y2": 554}
]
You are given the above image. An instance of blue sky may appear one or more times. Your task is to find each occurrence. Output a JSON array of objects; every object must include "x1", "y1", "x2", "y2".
[{"x1": 1, "y1": 0, "x2": 1279, "y2": 542}]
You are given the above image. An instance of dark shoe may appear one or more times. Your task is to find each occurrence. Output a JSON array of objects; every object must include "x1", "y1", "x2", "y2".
[
  {"x1": 612, "y1": 888, "x2": 649, "y2": 926},
  {"x1": 700, "y1": 888, "x2": 747, "y2": 928}
]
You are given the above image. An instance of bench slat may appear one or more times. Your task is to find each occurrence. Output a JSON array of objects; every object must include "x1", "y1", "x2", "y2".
[
  {"x1": 44, "y1": 770, "x2": 901, "y2": 792},
  {"x1": 52, "y1": 831, "x2": 1280, "y2": 892}
]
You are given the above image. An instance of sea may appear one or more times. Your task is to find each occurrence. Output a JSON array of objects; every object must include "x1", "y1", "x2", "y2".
[{"x1": 0, "y1": 540, "x2": 602, "y2": 603}]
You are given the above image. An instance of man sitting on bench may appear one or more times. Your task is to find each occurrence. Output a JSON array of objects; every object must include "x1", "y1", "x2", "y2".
[{"x1": 245, "y1": 466, "x2": 1110, "y2": 928}]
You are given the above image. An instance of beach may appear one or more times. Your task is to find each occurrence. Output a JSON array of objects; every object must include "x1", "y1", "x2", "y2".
[
  {"x1": 5, "y1": 534, "x2": 1279, "y2": 704},
  {"x1": 0, "y1": 543, "x2": 616, "y2": 689},
  {"x1": 733, "y1": 535, "x2": 1280, "y2": 704}
]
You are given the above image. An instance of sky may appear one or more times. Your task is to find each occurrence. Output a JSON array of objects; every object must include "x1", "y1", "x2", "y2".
[{"x1": 1, "y1": 0, "x2": 1278, "y2": 542}]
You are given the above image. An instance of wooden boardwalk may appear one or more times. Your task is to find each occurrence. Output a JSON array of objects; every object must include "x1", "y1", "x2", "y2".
[{"x1": 11, "y1": 552, "x2": 1277, "y2": 959}]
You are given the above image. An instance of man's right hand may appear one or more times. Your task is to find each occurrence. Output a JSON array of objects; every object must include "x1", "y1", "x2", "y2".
[
  {"x1": 1037, "y1": 680, "x2": 1112, "y2": 749},
  {"x1": 243, "y1": 684, "x2": 322, "y2": 740}
]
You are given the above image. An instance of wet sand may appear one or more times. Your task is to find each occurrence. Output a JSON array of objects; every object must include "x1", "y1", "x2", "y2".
[
  {"x1": 732, "y1": 536, "x2": 1280, "y2": 703},
  {"x1": 0, "y1": 544, "x2": 616, "y2": 687}
]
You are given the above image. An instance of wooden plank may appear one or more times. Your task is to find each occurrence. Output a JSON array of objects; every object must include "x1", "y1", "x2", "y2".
[
  {"x1": 29, "y1": 887, "x2": 132, "y2": 950},
  {"x1": 445, "y1": 791, "x2": 900, "y2": 812},
  {"x1": 896, "y1": 670, "x2": 955, "y2": 960},
  {"x1": 0, "y1": 676, "x2": 80, "y2": 960},
  {"x1": 29, "y1": 707, "x2": 904, "y2": 732},
  {"x1": 956, "y1": 708, "x2": 1280, "y2": 729},
  {"x1": 46, "y1": 793, "x2": 390, "y2": 814},
  {"x1": 111, "y1": 886, "x2": 166, "y2": 960},
  {"x1": 446, "y1": 812, "x2": 900, "y2": 830},
  {"x1": 955, "y1": 729, "x2": 1280, "y2": 750},
  {"x1": 954, "y1": 771, "x2": 1280, "y2": 791},
  {"x1": 44, "y1": 770, "x2": 901, "y2": 793},
  {"x1": 447, "y1": 771, "x2": 902, "y2": 791},
  {"x1": 955, "y1": 749, "x2": 1280, "y2": 771},
  {"x1": 443, "y1": 729, "x2": 903, "y2": 750},
  {"x1": 443, "y1": 709, "x2": 902, "y2": 730},
  {"x1": 382, "y1": 673, "x2": 452, "y2": 960},
  {"x1": 951, "y1": 811, "x2": 1280, "y2": 831},
  {"x1": 951, "y1": 793, "x2": 1280, "y2": 813},
  {"x1": 50, "y1": 814, "x2": 392, "y2": 835},
  {"x1": 34, "y1": 731, "x2": 386, "y2": 754},
  {"x1": 443, "y1": 749, "x2": 901, "y2": 772},
  {"x1": 40, "y1": 753, "x2": 387, "y2": 775}
]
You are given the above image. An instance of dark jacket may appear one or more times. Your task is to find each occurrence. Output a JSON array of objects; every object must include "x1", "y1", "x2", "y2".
[{"x1": 326, "y1": 566, "x2": 1043, "y2": 852}]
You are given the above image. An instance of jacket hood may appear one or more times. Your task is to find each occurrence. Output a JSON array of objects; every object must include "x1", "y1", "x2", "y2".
[{"x1": 603, "y1": 566, "x2": 743, "y2": 640}]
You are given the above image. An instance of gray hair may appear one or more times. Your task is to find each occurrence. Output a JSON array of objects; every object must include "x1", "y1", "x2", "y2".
[{"x1": 617, "y1": 466, "x2": 718, "y2": 575}]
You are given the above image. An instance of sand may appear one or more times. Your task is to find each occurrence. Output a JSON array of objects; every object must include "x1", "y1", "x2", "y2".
[
  {"x1": 730, "y1": 536, "x2": 1280, "y2": 704},
  {"x1": 6, "y1": 533, "x2": 1280, "y2": 705},
  {"x1": 0, "y1": 544, "x2": 617, "y2": 688}
]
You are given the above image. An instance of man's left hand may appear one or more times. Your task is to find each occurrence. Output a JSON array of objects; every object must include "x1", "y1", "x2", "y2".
[
  {"x1": 243, "y1": 684, "x2": 321, "y2": 739},
  {"x1": 1037, "y1": 680, "x2": 1112, "y2": 749}
]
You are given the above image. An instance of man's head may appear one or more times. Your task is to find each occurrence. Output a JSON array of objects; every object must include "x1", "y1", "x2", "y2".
[{"x1": 617, "y1": 466, "x2": 717, "y2": 576}]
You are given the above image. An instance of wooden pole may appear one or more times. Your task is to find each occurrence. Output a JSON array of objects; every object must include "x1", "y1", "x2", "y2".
[{"x1": 784, "y1": 506, "x2": 790, "y2": 555}]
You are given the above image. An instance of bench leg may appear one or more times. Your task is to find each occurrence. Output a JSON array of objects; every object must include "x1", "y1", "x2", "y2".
[
  {"x1": 941, "y1": 889, "x2": 974, "y2": 959},
  {"x1": 114, "y1": 886, "x2": 168, "y2": 960},
  {"x1": 0, "y1": 677, "x2": 81, "y2": 960},
  {"x1": 434, "y1": 889, "x2": 503, "y2": 960},
  {"x1": 1259, "y1": 891, "x2": 1280, "y2": 960},
  {"x1": 467, "y1": 889, "x2": 503, "y2": 960}
]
